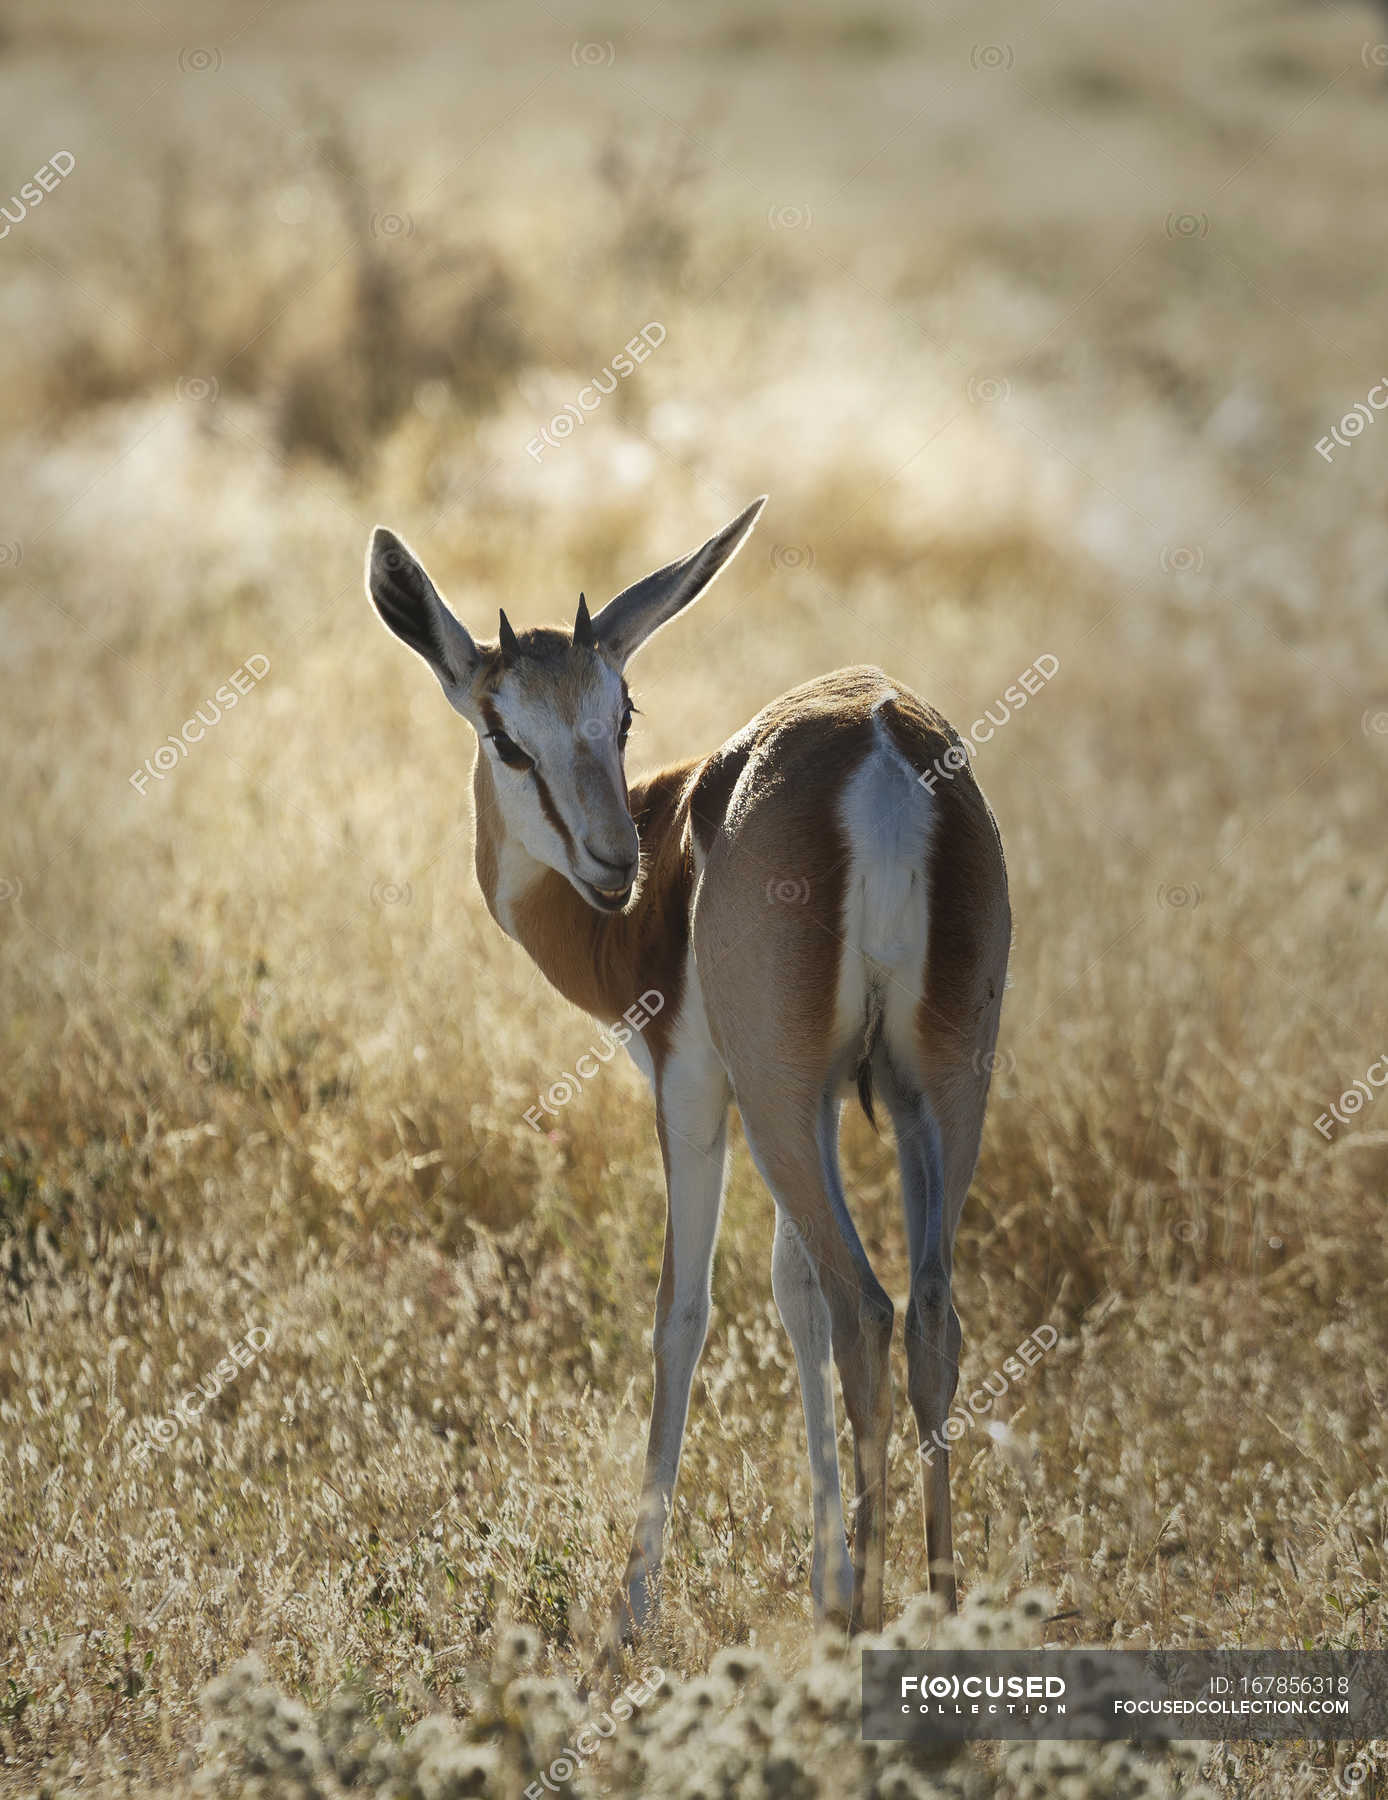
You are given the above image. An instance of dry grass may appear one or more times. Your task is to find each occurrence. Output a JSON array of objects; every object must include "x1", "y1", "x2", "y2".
[{"x1": 2, "y1": 0, "x2": 1387, "y2": 1794}]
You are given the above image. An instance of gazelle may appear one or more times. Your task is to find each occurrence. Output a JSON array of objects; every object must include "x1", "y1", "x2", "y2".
[{"x1": 365, "y1": 498, "x2": 1010, "y2": 1638}]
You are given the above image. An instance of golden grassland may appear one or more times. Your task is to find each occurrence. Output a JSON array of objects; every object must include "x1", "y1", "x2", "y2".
[{"x1": 1, "y1": 0, "x2": 1386, "y2": 1793}]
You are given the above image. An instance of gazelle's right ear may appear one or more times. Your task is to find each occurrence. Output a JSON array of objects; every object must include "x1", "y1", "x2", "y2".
[
  {"x1": 366, "y1": 527, "x2": 479, "y2": 688},
  {"x1": 592, "y1": 496, "x2": 767, "y2": 669}
]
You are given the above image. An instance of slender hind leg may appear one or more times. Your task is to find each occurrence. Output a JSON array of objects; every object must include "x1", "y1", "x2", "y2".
[
  {"x1": 879, "y1": 1060, "x2": 966, "y2": 1610},
  {"x1": 740, "y1": 1086, "x2": 894, "y2": 1633},
  {"x1": 905, "y1": 1255, "x2": 961, "y2": 1612},
  {"x1": 771, "y1": 1207, "x2": 854, "y2": 1625}
]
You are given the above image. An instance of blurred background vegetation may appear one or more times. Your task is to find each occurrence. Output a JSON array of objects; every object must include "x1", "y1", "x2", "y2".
[{"x1": 1, "y1": 1, "x2": 1386, "y2": 1794}]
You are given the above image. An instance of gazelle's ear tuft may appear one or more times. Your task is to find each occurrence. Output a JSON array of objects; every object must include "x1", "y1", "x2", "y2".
[
  {"x1": 366, "y1": 527, "x2": 479, "y2": 688},
  {"x1": 592, "y1": 496, "x2": 767, "y2": 668}
]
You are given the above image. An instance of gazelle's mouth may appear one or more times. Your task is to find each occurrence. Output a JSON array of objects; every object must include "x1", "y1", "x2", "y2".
[{"x1": 582, "y1": 877, "x2": 635, "y2": 912}]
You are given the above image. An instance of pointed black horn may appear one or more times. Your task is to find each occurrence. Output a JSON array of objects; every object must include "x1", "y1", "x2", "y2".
[
  {"x1": 573, "y1": 592, "x2": 596, "y2": 649},
  {"x1": 498, "y1": 608, "x2": 520, "y2": 658}
]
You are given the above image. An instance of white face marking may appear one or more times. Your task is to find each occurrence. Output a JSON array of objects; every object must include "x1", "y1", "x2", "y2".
[
  {"x1": 487, "y1": 833, "x2": 540, "y2": 941},
  {"x1": 452, "y1": 645, "x2": 642, "y2": 910}
]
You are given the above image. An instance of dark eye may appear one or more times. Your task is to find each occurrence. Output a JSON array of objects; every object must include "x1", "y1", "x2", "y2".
[
  {"x1": 486, "y1": 728, "x2": 533, "y2": 771},
  {"x1": 618, "y1": 702, "x2": 635, "y2": 748}
]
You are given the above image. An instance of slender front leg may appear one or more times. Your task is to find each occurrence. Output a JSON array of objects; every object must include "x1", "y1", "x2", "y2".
[{"x1": 612, "y1": 1059, "x2": 730, "y2": 1644}]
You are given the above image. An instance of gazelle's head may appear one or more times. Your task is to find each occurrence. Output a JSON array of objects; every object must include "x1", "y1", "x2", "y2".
[{"x1": 365, "y1": 498, "x2": 765, "y2": 914}]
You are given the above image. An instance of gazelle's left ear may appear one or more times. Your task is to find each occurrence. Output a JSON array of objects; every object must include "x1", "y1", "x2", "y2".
[
  {"x1": 366, "y1": 526, "x2": 480, "y2": 690},
  {"x1": 592, "y1": 496, "x2": 767, "y2": 668}
]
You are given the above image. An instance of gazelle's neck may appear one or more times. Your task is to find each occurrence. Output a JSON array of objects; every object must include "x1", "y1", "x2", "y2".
[{"x1": 472, "y1": 750, "x2": 701, "y2": 1037}]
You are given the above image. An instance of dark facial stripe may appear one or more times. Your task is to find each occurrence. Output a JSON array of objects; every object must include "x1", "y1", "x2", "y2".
[
  {"x1": 532, "y1": 768, "x2": 575, "y2": 855},
  {"x1": 481, "y1": 695, "x2": 574, "y2": 852}
]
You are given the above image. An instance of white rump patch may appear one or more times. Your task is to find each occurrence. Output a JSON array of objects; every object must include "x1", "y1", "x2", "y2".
[{"x1": 834, "y1": 719, "x2": 935, "y2": 1062}]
